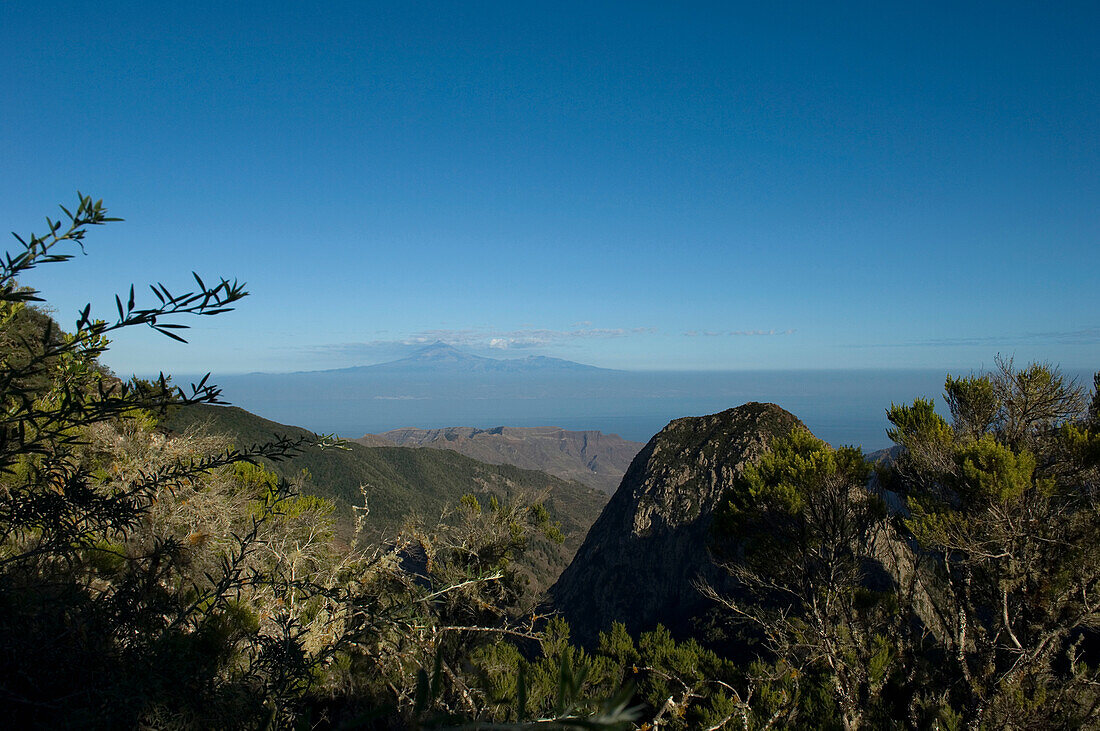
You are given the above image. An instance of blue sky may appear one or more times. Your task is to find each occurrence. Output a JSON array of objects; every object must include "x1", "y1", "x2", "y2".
[{"x1": 3, "y1": 1, "x2": 1098, "y2": 375}]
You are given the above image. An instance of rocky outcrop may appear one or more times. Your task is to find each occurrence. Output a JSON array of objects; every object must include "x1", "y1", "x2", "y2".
[{"x1": 547, "y1": 402, "x2": 807, "y2": 646}]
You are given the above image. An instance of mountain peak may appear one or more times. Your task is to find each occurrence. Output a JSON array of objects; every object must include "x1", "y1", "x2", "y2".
[{"x1": 406, "y1": 341, "x2": 475, "y2": 361}]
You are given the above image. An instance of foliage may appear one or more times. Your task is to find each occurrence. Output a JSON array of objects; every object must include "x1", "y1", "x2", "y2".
[
  {"x1": 0, "y1": 196, "x2": 356, "y2": 726},
  {"x1": 710, "y1": 429, "x2": 901, "y2": 730},
  {"x1": 702, "y1": 361, "x2": 1100, "y2": 729},
  {"x1": 471, "y1": 615, "x2": 855, "y2": 731},
  {"x1": 881, "y1": 359, "x2": 1100, "y2": 728}
]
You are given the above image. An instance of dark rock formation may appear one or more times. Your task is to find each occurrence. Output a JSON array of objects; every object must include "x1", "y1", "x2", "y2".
[{"x1": 547, "y1": 402, "x2": 807, "y2": 646}]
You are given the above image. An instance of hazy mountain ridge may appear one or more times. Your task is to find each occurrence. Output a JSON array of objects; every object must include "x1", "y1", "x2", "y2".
[
  {"x1": 298, "y1": 341, "x2": 615, "y2": 375},
  {"x1": 356, "y1": 425, "x2": 645, "y2": 494}
]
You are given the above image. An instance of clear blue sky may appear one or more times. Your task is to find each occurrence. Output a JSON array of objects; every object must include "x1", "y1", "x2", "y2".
[{"x1": 3, "y1": 1, "x2": 1098, "y2": 375}]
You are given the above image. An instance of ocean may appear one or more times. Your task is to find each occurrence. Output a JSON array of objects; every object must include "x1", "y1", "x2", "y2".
[{"x1": 201, "y1": 368, "x2": 1000, "y2": 451}]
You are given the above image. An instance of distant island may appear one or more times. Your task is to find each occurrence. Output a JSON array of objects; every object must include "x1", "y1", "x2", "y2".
[{"x1": 295, "y1": 341, "x2": 616, "y2": 375}]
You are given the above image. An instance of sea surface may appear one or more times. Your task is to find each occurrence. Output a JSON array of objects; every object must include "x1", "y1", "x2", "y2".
[{"x1": 196, "y1": 368, "x2": 1006, "y2": 451}]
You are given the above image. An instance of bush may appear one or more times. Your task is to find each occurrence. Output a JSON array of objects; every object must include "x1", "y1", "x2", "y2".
[{"x1": 0, "y1": 196, "x2": 348, "y2": 726}]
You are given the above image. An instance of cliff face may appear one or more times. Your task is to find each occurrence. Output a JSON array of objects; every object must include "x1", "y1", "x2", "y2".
[
  {"x1": 547, "y1": 402, "x2": 806, "y2": 645},
  {"x1": 357, "y1": 426, "x2": 644, "y2": 494}
]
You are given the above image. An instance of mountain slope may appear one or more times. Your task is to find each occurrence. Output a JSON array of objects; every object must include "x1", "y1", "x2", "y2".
[
  {"x1": 354, "y1": 426, "x2": 644, "y2": 494},
  {"x1": 548, "y1": 402, "x2": 807, "y2": 646},
  {"x1": 163, "y1": 405, "x2": 609, "y2": 593}
]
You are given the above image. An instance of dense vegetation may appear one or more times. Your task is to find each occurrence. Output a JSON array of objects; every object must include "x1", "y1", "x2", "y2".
[{"x1": 2, "y1": 197, "x2": 1098, "y2": 729}]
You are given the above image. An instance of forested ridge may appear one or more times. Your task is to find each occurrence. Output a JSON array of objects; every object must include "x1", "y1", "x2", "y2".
[
  {"x1": 162, "y1": 403, "x2": 608, "y2": 598},
  {"x1": 2, "y1": 198, "x2": 1099, "y2": 729}
]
